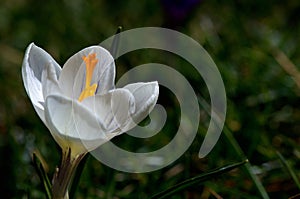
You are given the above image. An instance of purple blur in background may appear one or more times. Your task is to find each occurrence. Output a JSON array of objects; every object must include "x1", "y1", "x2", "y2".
[{"x1": 161, "y1": 0, "x2": 202, "y2": 28}]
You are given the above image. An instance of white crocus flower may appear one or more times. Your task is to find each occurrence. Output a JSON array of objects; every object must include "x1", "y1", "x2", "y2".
[
  {"x1": 23, "y1": 43, "x2": 159, "y2": 198},
  {"x1": 22, "y1": 43, "x2": 159, "y2": 158}
]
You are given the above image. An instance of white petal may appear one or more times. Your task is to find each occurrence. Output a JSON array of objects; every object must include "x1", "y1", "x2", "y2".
[
  {"x1": 41, "y1": 62, "x2": 61, "y2": 99},
  {"x1": 22, "y1": 43, "x2": 61, "y2": 123},
  {"x1": 82, "y1": 89, "x2": 135, "y2": 133},
  {"x1": 123, "y1": 81, "x2": 159, "y2": 130},
  {"x1": 58, "y1": 46, "x2": 115, "y2": 99},
  {"x1": 45, "y1": 95, "x2": 115, "y2": 154}
]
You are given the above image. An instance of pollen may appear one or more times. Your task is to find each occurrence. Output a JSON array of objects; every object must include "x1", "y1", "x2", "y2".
[{"x1": 78, "y1": 53, "x2": 98, "y2": 102}]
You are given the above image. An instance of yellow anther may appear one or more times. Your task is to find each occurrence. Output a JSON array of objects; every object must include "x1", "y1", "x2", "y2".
[{"x1": 78, "y1": 53, "x2": 98, "y2": 102}]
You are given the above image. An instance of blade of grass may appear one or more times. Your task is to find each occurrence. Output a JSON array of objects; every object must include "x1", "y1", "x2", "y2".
[
  {"x1": 32, "y1": 152, "x2": 52, "y2": 199},
  {"x1": 289, "y1": 193, "x2": 300, "y2": 199},
  {"x1": 150, "y1": 159, "x2": 248, "y2": 199},
  {"x1": 276, "y1": 151, "x2": 300, "y2": 190},
  {"x1": 198, "y1": 96, "x2": 270, "y2": 199},
  {"x1": 224, "y1": 126, "x2": 270, "y2": 199},
  {"x1": 109, "y1": 26, "x2": 122, "y2": 59}
]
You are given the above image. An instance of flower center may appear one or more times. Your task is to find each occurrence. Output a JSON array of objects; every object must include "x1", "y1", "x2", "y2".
[{"x1": 78, "y1": 53, "x2": 98, "y2": 102}]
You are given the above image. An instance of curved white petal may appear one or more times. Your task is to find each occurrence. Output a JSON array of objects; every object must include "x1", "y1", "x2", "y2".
[
  {"x1": 41, "y1": 62, "x2": 62, "y2": 99},
  {"x1": 22, "y1": 43, "x2": 61, "y2": 123},
  {"x1": 45, "y1": 95, "x2": 118, "y2": 154},
  {"x1": 82, "y1": 89, "x2": 135, "y2": 133},
  {"x1": 58, "y1": 46, "x2": 115, "y2": 99},
  {"x1": 122, "y1": 81, "x2": 159, "y2": 130}
]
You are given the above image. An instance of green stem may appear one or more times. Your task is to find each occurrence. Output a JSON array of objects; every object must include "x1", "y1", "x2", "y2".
[
  {"x1": 69, "y1": 154, "x2": 90, "y2": 199},
  {"x1": 51, "y1": 148, "x2": 86, "y2": 199}
]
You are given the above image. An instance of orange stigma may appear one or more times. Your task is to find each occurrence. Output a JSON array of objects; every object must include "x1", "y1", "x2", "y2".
[{"x1": 78, "y1": 53, "x2": 98, "y2": 102}]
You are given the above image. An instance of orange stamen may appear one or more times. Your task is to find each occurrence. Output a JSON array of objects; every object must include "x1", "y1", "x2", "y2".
[{"x1": 78, "y1": 53, "x2": 98, "y2": 102}]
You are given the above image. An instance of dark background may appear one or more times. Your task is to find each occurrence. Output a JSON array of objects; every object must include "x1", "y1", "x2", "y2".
[{"x1": 1, "y1": 0, "x2": 300, "y2": 198}]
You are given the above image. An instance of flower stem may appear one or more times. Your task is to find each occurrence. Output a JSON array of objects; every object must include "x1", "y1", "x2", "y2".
[{"x1": 52, "y1": 148, "x2": 86, "y2": 199}]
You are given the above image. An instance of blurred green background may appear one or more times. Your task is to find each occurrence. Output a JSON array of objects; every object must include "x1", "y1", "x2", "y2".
[{"x1": 1, "y1": 0, "x2": 300, "y2": 198}]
